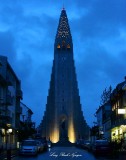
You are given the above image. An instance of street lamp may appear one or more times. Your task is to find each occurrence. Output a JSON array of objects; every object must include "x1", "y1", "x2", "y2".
[
  {"x1": 7, "y1": 128, "x2": 12, "y2": 148},
  {"x1": 7, "y1": 129, "x2": 12, "y2": 134},
  {"x1": 6, "y1": 126, "x2": 12, "y2": 160}
]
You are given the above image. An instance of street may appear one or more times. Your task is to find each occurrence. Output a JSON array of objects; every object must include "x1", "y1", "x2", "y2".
[{"x1": 10, "y1": 146, "x2": 126, "y2": 160}]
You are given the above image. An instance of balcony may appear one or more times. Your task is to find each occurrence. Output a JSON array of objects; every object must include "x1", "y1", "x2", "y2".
[
  {"x1": 0, "y1": 114, "x2": 12, "y2": 125},
  {"x1": 6, "y1": 76, "x2": 13, "y2": 86},
  {"x1": 16, "y1": 89, "x2": 23, "y2": 99},
  {"x1": 112, "y1": 118, "x2": 126, "y2": 128},
  {"x1": 0, "y1": 105, "x2": 6, "y2": 112},
  {"x1": 6, "y1": 94, "x2": 13, "y2": 105},
  {"x1": 0, "y1": 73, "x2": 6, "y2": 85},
  {"x1": 16, "y1": 107, "x2": 22, "y2": 114},
  {"x1": 0, "y1": 121, "x2": 6, "y2": 128}
]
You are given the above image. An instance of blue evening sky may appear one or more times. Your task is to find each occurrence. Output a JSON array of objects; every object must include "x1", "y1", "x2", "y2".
[{"x1": 0, "y1": 0, "x2": 126, "y2": 127}]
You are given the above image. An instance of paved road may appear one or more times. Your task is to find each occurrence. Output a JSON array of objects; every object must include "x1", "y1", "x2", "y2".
[{"x1": 4, "y1": 146, "x2": 126, "y2": 160}]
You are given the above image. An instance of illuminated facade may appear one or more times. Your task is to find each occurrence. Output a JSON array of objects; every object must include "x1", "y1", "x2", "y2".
[
  {"x1": 111, "y1": 77, "x2": 126, "y2": 142},
  {"x1": 40, "y1": 8, "x2": 89, "y2": 143}
]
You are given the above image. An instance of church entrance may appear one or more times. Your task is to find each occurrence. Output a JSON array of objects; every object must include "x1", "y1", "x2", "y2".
[{"x1": 59, "y1": 115, "x2": 68, "y2": 141}]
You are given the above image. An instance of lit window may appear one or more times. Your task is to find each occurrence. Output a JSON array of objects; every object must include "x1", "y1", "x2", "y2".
[
  {"x1": 67, "y1": 44, "x2": 70, "y2": 49},
  {"x1": 57, "y1": 44, "x2": 60, "y2": 49}
]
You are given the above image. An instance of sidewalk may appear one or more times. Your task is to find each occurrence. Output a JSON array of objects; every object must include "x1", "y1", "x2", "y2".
[{"x1": 0, "y1": 149, "x2": 18, "y2": 160}]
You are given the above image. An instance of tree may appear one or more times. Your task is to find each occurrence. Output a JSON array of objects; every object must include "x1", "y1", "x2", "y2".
[{"x1": 100, "y1": 86, "x2": 112, "y2": 105}]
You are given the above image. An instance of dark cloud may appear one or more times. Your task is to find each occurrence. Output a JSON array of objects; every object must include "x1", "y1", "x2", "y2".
[
  {"x1": 0, "y1": 0, "x2": 126, "y2": 127},
  {"x1": 91, "y1": 0, "x2": 126, "y2": 25},
  {"x1": 71, "y1": 0, "x2": 126, "y2": 41},
  {"x1": 75, "y1": 40, "x2": 126, "y2": 126},
  {"x1": 0, "y1": 31, "x2": 17, "y2": 62}
]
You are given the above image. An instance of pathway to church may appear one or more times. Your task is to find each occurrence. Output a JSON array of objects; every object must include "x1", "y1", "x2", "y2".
[{"x1": 11, "y1": 146, "x2": 126, "y2": 160}]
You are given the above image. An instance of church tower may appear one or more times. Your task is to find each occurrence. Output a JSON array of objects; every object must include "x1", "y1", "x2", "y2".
[{"x1": 40, "y1": 8, "x2": 89, "y2": 143}]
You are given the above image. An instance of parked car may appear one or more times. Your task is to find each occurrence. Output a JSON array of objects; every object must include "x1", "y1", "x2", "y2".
[
  {"x1": 41, "y1": 138, "x2": 48, "y2": 150},
  {"x1": 36, "y1": 140, "x2": 44, "y2": 152},
  {"x1": 0, "y1": 144, "x2": 3, "y2": 152},
  {"x1": 19, "y1": 139, "x2": 38, "y2": 156},
  {"x1": 92, "y1": 140, "x2": 112, "y2": 155},
  {"x1": 82, "y1": 140, "x2": 91, "y2": 151},
  {"x1": 35, "y1": 137, "x2": 48, "y2": 150},
  {"x1": 75, "y1": 139, "x2": 84, "y2": 148}
]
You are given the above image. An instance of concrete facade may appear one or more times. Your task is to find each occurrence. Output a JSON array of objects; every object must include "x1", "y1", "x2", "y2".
[
  {"x1": 111, "y1": 78, "x2": 126, "y2": 144},
  {"x1": 96, "y1": 102, "x2": 111, "y2": 141},
  {"x1": 0, "y1": 55, "x2": 22, "y2": 149},
  {"x1": 40, "y1": 9, "x2": 89, "y2": 143}
]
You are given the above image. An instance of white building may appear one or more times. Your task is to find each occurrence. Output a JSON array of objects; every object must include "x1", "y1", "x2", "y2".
[
  {"x1": 20, "y1": 102, "x2": 33, "y2": 124},
  {"x1": 96, "y1": 102, "x2": 111, "y2": 141}
]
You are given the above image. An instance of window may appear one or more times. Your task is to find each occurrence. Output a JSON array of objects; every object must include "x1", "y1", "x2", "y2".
[
  {"x1": 62, "y1": 41, "x2": 66, "y2": 49},
  {"x1": 57, "y1": 44, "x2": 60, "y2": 49},
  {"x1": 67, "y1": 44, "x2": 70, "y2": 49}
]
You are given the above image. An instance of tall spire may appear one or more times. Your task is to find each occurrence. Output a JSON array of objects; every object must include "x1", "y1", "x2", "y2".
[
  {"x1": 56, "y1": 9, "x2": 72, "y2": 40},
  {"x1": 55, "y1": 9, "x2": 73, "y2": 52}
]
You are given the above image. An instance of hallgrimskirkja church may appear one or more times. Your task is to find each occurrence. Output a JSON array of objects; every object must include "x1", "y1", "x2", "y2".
[{"x1": 40, "y1": 8, "x2": 90, "y2": 143}]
